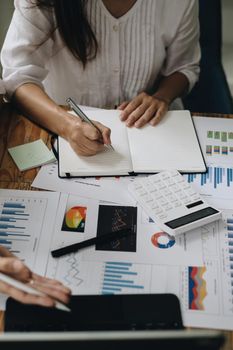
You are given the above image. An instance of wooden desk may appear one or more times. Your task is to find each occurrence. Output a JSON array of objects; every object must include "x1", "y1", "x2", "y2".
[
  {"x1": 0, "y1": 103, "x2": 51, "y2": 332},
  {"x1": 0, "y1": 104, "x2": 233, "y2": 349}
]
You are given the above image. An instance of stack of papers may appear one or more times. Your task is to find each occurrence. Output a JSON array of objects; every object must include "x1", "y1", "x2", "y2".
[{"x1": 4, "y1": 110, "x2": 233, "y2": 331}]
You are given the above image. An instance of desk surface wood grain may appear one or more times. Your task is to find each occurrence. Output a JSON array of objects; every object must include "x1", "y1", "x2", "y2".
[
  {"x1": 0, "y1": 104, "x2": 51, "y2": 185},
  {"x1": 0, "y1": 104, "x2": 233, "y2": 348}
]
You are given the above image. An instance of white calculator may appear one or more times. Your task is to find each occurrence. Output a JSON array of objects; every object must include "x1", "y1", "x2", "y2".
[{"x1": 128, "y1": 170, "x2": 221, "y2": 236}]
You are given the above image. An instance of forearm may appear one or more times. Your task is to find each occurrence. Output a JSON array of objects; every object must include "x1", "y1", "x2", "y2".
[
  {"x1": 13, "y1": 83, "x2": 77, "y2": 139},
  {"x1": 153, "y1": 72, "x2": 189, "y2": 104},
  {"x1": 13, "y1": 83, "x2": 111, "y2": 156}
]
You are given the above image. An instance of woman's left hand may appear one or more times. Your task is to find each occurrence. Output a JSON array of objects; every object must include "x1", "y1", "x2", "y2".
[
  {"x1": 0, "y1": 246, "x2": 71, "y2": 307},
  {"x1": 118, "y1": 92, "x2": 169, "y2": 128}
]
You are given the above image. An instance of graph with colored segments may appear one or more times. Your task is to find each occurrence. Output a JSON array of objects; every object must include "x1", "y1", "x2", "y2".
[
  {"x1": 188, "y1": 266, "x2": 207, "y2": 310},
  {"x1": 147, "y1": 212, "x2": 233, "y2": 329},
  {"x1": 151, "y1": 232, "x2": 175, "y2": 249},
  {"x1": 184, "y1": 262, "x2": 220, "y2": 316},
  {"x1": 206, "y1": 129, "x2": 233, "y2": 159},
  {"x1": 206, "y1": 145, "x2": 233, "y2": 156},
  {"x1": 45, "y1": 208, "x2": 233, "y2": 329},
  {"x1": 192, "y1": 117, "x2": 233, "y2": 166},
  {"x1": 62, "y1": 206, "x2": 87, "y2": 232}
]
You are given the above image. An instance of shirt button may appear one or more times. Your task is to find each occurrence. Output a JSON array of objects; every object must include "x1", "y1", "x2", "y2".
[
  {"x1": 113, "y1": 68, "x2": 119, "y2": 73},
  {"x1": 113, "y1": 24, "x2": 118, "y2": 31}
]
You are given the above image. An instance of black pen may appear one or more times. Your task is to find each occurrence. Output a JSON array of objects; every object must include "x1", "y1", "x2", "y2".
[
  {"x1": 51, "y1": 228, "x2": 132, "y2": 258},
  {"x1": 66, "y1": 97, "x2": 114, "y2": 150}
]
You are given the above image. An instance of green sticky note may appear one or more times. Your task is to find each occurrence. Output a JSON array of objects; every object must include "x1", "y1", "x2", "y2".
[{"x1": 8, "y1": 139, "x2": 56, "y2": 171}]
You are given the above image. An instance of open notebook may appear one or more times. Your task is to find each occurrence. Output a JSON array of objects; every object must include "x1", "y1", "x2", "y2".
[{"x1": 58, "y1": 109, "x2": 206, "y2": 177}]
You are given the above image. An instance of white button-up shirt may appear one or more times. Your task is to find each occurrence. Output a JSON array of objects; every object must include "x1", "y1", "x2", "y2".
[
  {"x1": 0, "y1": 79, "x2": 5, "y2": 95},
  {"x1": 1, "y1": 0, "x2": 200, "y2": 108}
]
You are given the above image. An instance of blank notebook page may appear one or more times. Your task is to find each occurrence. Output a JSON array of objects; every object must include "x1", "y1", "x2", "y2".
[
  {"x1": 127, "y1": 110, "x2": 205, "y2": 173},
  {"x1": 59, "y1": 110, "x2": 132, "y2": 176}
]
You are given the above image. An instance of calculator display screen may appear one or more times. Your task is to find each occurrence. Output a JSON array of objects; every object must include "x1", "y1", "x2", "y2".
[{"x1": 165, "y1": 207, "x2": 219, "y2": 229}]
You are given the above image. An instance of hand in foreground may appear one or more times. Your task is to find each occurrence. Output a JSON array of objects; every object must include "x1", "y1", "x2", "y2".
[
  {"x1": 67, "y1": 117, "x2": 112, "y2": 156},
  {"x1": 118, "y1": 92, "x2": 169, "y2": 128},
  {"x1": 0, "y1": 246, "x2": 71, "y2": 307}
]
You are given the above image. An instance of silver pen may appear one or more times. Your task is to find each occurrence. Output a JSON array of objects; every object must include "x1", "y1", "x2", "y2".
[
  {"x1": 0, "y1": 272, "x2": 70, "y2": 312},
  {"x1": 66, "y1": 97, "x2": 114, "y2": 150}
]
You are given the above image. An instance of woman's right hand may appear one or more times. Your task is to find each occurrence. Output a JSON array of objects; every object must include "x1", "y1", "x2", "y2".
[
  {"x1": 66, "y1": 117, "x2": 112, "y2": 156},
  {"x1": 13, "y1": 83, "x2": 112, "y2": 157}
]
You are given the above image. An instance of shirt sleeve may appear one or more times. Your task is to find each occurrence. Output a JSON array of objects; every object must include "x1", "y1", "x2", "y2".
[
  {"x1": 1, "y1": 0, "x2": 55, "y2": 98},
  {"x1": 0, "y1": 79, "x2": 6, "y2": 95},
  {"x1": 161, "y1": 0, "x2": 201, "y2": 92}
]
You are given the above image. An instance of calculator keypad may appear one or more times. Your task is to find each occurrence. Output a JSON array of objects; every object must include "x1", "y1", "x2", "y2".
[{"x1": 128, "y1": 170, "x2": 202, "y2": 221}]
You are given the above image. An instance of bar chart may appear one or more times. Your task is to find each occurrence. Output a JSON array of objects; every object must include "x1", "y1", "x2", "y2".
[
  {"x1": 0, "y1": 190, "x2": 62, "y2": 310},
  {"x1": 101, "y1": 261, "x2": 146, "y2": 294},
  {"x1": 220, "y1": 212, "x2": 233, "y2": 316},
  {"x1": 0, "y1": 201, "x2": 31, "y2": 253},
  {"x1": 0, "y1": 194, "x2": 48, "y2": 265},
  {"x1": 227, "y1": 217, "x2": 233, "y2": 310},
  {"x1": 186, "y1": 166, "x2": 233, "y2": 189}
]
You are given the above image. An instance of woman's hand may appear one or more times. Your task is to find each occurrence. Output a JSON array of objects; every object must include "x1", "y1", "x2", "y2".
[
  {"x1": 118, "y1": 92, "x2": 169, "y2": 128},
  {"x1": 0, "y1": 246, "x2": 71, "y2": 307},
  {"x1": 66, "y1": 117, "x2": 112, "y2": 156}
]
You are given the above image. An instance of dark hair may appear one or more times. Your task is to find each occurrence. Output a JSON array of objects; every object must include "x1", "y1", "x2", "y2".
[{"x1": 36, "y1": 0, "x2": 98, "y2": 67}]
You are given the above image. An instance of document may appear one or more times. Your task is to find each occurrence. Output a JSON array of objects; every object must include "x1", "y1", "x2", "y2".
[
  {"x1": 150, "y1": 204, "x2": 233, "y2": 330},
  {"x1": 0, "y1": 189, "x2": 60, "y2": 310},
  {"x1": 47, "y1": 193, "x2": 203, "y2": 270},
  {"x1": 58, "y1": 109, "x2": 206, "y2": 177},
  {"x1": 192, "y1": 116, "x2": 233, "y2": 166},
  {"x1": 32, "y1": 163, "x2": 135, "y2": 205},
  {"x1": 184, "y1": 116, "x2": 233, "y2": 199},
  {"x1": 46, "y1": 195, "x2": 233, "y2": 330}
]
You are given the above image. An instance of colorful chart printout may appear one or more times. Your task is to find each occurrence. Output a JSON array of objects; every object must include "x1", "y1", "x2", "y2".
[
  {"x1": 62, "y1": 206, "x2": 87, "y2": 232},
  {"x1": 151, "y1": 232, "x2": 176, "y2": 249},
  {"x1": 96, "y1": 205, "x2": 137, "y2": 252},
  {"x1": 188, "y1": 266, "x2": 207, "y2": 310}
]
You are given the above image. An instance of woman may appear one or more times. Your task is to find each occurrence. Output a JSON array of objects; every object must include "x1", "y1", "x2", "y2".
[
  {"x1": 1, "y1": 0, "x2": 200, "y2": 156},
  {"x1": 0, "y1": 78, "x2": 5, "y2": 107},
  {"x1": 0, "y1": 245, "x2": 70, "y2": 307},
  {"x1": 0, "y1": 78, "x2": 70, "y2": 307}
]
